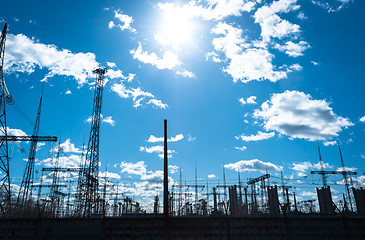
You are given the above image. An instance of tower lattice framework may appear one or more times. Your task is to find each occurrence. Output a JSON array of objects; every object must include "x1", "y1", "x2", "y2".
[
  {"x1": 0, "y1": 21, "x2": 14, "y2": 214},
  {"x1": 16, "y1": 89, "x2": 43, "y2": 214},
  {"x1": 78, "y1": 67, "x2": 107, "y2": 217}
]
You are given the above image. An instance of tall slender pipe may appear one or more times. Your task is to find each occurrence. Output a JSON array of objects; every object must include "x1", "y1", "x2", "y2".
[{"x1": 164, "y1": 119, "x2": 168, "y2": 218}]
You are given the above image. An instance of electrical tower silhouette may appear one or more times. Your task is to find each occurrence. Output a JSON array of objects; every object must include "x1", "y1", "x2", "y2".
[
  {"x1": 0, "y1": 21, "x2": 14, "y2": 214},
  {"x1": 77, "y1": 67, "x2": 107, "y2": 217},
  {"x1": 16, "y1": 87, "x2": 44, "y2": 214}
]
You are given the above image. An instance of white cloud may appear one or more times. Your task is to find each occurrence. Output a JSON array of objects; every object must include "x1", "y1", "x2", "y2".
[
  {"x1": 1, "y1": 127, "x2": 27, "y2": 136},
  {"x1": 169, "y1": 134, "x2": 184, "y2": 142},
  {"x1": 106, "y1": 62, "x2": 117, "y2": 68},
  {"x1": 147, "y1": 134, "x2": 184, "y2": 143},
  {"x1": 235, "y1": 146, "x2": 247, "y2": 151},
  {"x1": 41, "y1": 154, "x2": 82, "y2": 168},
  {"x1": 56, "y1": 139, "x2": 82, "y2": 153},
  {"x1": 139, "y1": 145, "x2": 175, "y2": 159},
  {"x1": 109, "y1": 10, "x2": 136, "y2": 33},
  {"x1": 5, "y1": 34, "x2": 99, "y2": 85},
  {"x1": 253, "y1": 0, "x2": 301, "y2": 43},
  {"x1": 211, "y1": 22, "x2": 290, "y2": 83},
  {"x1": 208, "y1": 174, "x2": 216, "y2": 179},
  {"x1": 176, "y1": 70, "x2": 195, "y2": 78},
  {"x1": 187, "y1": 134, "x2": 196, "y2": 142},
  {"x1": 323, "y1": 140, "x2": 336, "y2": 146},
  {"x1": 65, "y1": 90, "x2": 71, "y2": 95},
  {"x1": 86, "y1": 114, "x2": 115, "y2": 127},
  {"x1": 292, "y1": 161, "x2": 332, "y2": 176},
  {"x1": 99, "y1": 171, "x2": 121, "y2": 180},
  {"x1": 360, "y1": 116, "x2": 365, "y2": 122},
  {"x1": 235, "y1": 131, "x2": 275, "y2": 141},
  {"x1": 130, "y1": 42, "x2": 180, "y2": 70},
  {"x1": 224, "y1": 159, "x2": 280, "y2": 173},
  {"x1": 253, "y1": 90, "x2": 353, "y2": 141},
  {"x1": 139, "y1": 145, "x2": 164, "y2": 154},
  {"x1": 297, "y1": 12, "x2": 307, "y2": 19},
  {"x1": 157, "y1": 0, "x2": 257, "y2": 21},
  {"x1": 311, "y1": 0, "x2": 353, "y2": 13},
  {"x1": 106, "y1": 69, "x2": 126, "y2": 79},
  {"x1": 311, "y1": 61, "x2": 319, "y2": 66},
  {"x1": 169, "y1": 165, "x2": 179, "y2": 174},
  {"x1": 102, "y1": 116, "x2": 115, "y2": 127},
  {"x1": 300, "y1": 191, "x2": 317, "y2": 198},
  {"x1": 239, "y1": 96, "x2": 257, "y2": 105},
  {"x1": 147, "y1": 99, "x2": 168, "y2": 109},
  {"x1": 111, "y1": 82, "x2": 167, "y2": 109},
  {"x1": 247, "y1": 96, "x2": 257, "y2": 104},
  {"x1": 274, "y1": 41, "x2": 310, "y2": 57},
  {"x1": 120, "y1": 161, "x2": 147, "y2": 176}
]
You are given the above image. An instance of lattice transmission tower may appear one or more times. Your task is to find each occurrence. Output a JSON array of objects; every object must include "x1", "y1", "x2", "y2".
[
  {"x1": 0, "y1": 20, "x2": 15, "y2": 214},
  {"x1": 77, "y1": 67, "x2": 107, "y2": 217},
  {"x1": 16, "y1": 87, "x2": 44, "y2": 214}
]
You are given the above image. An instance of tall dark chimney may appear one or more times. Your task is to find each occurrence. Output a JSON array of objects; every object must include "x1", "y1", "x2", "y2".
[{"x1": 163, "y1": 119, "x2": 168, "y2": 219}]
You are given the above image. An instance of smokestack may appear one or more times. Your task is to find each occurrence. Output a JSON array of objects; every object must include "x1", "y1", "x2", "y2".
[{"x1": 163, "y1": 119, "x2": 168, "y2": 219}]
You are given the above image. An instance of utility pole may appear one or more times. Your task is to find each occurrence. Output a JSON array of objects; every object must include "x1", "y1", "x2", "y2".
[{"x1": 163, "y1": 119, "x2": 168, "y2": 219}]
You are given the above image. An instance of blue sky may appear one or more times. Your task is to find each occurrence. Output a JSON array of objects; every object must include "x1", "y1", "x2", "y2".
[{"x1": 1, "y1": 0, "x2": 365, "y2": 210}]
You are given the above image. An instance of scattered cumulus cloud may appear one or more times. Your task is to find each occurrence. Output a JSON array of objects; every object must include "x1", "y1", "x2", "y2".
[
  {"x1": 147, "y1": 99, "x2": 168, "y2": 109},
  {"x1": 111, "y1": 82, "x2": 167, "y2": 109},
  {"x1": 108, "y1": 10, "x2": 136, "y2": 33},
  {"x1": 208, "y1": 174, "x2": 216, "y2": 179},
  {"x1": 147, "y1": 134, "x2": 184, "y2": 143},
  {"x1": 211, "y1": 22, "x2": 292, "y2": 83},
  {"x1": 311, "y1": 0, "x2": 353, "y2": 13},
  {"x1": 86, "y1": 114, "x2": 116, "y2": 127},
  {"x1": 235, "y1": 131, "x2": 275, "y2": 141},
  {"x1": 106, "y1": 62, "x2": 117, "y2": 68},
  {"x1": 157, "y1": 0, "x2": 257, "y2": 22},
  {"x1": 224, "y1": 159, "x2": 281, "y2": 173},
  {"x1": 235, "y1": 146, "x2": 247, "y2": 151},
  {"x1": 103, "y1": 116, "x2": 116, "y2": 127},
  {"x1": 1, "y1": 127, "x2": 27, "y2": 137},
  {"x1": 169, "y1": 165, "x2": 179, "y2": 174},
  {"x1": 130, "y1": 42, "x2": 180, "y2": 70},
  {"x1": 176, "y1": 70, "x2": 195, "y2": 78},
  {"x1": 55, "y1": 139, "x2": 82, "y2": 153},
  {"x1": 187, "y1": 134, "x2": 196, "y2": 142},
  {"x1": 253, "y1": 90, "x2": 353, "y2": 141},
  {"x1": 239, "y1": 96, "x2": 257, "y2": 105},
  {"x1": 274, "y1": 41, "x2": 310, "y2": 57},
  {"x1": 41, "y1": 154, "x2": 82, "y2": 168},
  {"x1": 253, "y1": 0, "x2": 300, "y2": 43},
  {"x1": 5, "y1": 34, "x2": 99, "y2": 85},
  {"x1": 99, "y1": 171, "x2": 121, "y2": 180},
  {"x1": 65, "y1": 90, "x2": 71, "y2": 95},
  {"x1": 139, "y1": 145, "x2": 175, "y2": 159},
  {"x1": 359, "y1": 116, "x2": 365, "y2": 122},
  {"x1": 292, "y1": 161, "x2": 332, "y2": 176}
]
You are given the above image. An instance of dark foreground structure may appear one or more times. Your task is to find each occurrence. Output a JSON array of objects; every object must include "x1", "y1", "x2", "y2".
[{"x1": 1, "y1": 215, "x2": 365, "y2": 240}]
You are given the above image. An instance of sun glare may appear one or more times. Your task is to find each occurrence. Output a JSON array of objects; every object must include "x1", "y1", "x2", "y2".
[{"x1": 156, "y1": 11, "x2": 195, "y2": 46}]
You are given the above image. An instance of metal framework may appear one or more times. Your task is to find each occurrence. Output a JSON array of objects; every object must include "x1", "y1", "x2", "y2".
[
  {"x1": 0, "y1": 21, "x2": 14, "y2": 214},
  {"x1": 78, "y1": 67, "x2": 107, "y2": 217},
  {"x1": 16, "y1": 89, "x2": 57, "y2": 214},
  {"x1": 0, "y1": 136, "x2": 57, "y2": 142}
]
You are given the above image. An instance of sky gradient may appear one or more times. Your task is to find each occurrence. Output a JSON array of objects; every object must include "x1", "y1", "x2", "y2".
[{"x1": 1, "y1": 0, "x2": 365, "y2": 210}]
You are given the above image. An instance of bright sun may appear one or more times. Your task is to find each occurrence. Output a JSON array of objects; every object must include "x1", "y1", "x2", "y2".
[{"x1": 157, "y1": 11, "x2": 195, "y2": 46}]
